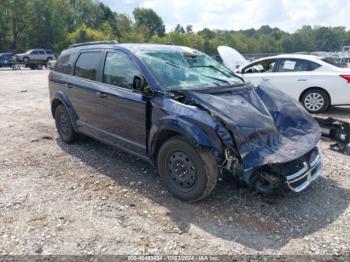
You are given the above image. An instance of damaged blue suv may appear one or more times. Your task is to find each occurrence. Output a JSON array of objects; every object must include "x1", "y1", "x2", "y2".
[{"x1": 49, "y1": 42, "x2": 322, "y2": 202}]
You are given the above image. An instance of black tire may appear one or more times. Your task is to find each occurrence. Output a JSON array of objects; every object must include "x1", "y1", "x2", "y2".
[
  {"x1": 54, "y1": 104, "x2": 77, "y2": 144},
  {"x1": 47, "y1": 57, "x2": 52, "y2": 62},
  {"x1": 301, "y1": 89, "x2": 330, "y2": 113},
  {"x1": 157, "y1": 136, "x2": 218, "y2": 202}
]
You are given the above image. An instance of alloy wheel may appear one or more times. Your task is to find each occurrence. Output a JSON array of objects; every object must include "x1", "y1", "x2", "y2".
[{"x1": 304, "y1": 92, "x2": 324, "y2": 112}]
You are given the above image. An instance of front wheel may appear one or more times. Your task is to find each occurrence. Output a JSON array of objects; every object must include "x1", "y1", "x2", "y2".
[
  {"x1": 157, "y1": 136, "x2": 218, "y2": 202},
  {"x1": 301, "y1": 89, "x2": 330, "y2": 113}
]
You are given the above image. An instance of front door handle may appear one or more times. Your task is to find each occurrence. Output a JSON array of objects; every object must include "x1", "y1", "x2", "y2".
[
  {"x1": 96, "y1": 92, "x2": 107, "y2": 98},
  {"x1": 65, "y1": 83, "x2": 73, "y2": 88},
  {"x1": 262, "y1": 78, "x2": 270, "y2": 81},
  {"x1": 297, "y1": 79, "x2": 307, "y2": 81}
]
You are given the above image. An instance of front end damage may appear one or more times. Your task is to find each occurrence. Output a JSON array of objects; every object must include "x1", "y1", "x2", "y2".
[{"x1": 179, "y1": 83, "x2": 322, "y2": 193}]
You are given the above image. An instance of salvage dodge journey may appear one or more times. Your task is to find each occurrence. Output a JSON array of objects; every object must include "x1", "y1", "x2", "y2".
[{"x1": 49, "y1": 42, "x2": 322, "y2": 202}]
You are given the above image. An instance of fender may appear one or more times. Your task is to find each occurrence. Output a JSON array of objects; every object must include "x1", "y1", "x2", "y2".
[
  {"x1": 148, "y1": 116, "x2": 224, "y2": 161},
  {"x1": 51, "y1": 91, "x2": 79, "y2": 131}
]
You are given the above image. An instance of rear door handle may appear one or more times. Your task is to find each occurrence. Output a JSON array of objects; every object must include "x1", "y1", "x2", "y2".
[
  {"x1": 297, "y1": 79, "x2": 307, "y2": 81},
  {"x1": 96, "y1": 92, "x2": 107, "y2": 98},
  {"x1": 262, "y1": 78, "x2": 270, "y2": 81},
  {"x1": 65, "y1": 83, "x2": 73, "y2": 88}
]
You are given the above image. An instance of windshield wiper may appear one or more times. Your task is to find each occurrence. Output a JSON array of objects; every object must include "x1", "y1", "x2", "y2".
[
  {"x1": 200, "y1": 74, "x2": 230, "y2": 85},
  {"x1": 190, "y1": 65, "x2": 231, "y2": 78},
  {"x1": 165, "y1": 61, "x2": 181, "y2": 68}
]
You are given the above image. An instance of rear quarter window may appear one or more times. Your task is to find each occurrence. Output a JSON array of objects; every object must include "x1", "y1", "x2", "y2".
[
  {"x1": 74, "y1": 52, "x2": 102, "y2": 81},
  {"x1": 54, "y1": 54, "x2": 73, "y2": 74}
]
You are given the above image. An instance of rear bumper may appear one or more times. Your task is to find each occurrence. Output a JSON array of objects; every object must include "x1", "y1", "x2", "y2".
[{"x1": 285, "y1": 147, "x2": 322, "y2": 192}]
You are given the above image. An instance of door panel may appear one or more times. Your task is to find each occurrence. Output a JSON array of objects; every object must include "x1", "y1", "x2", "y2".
[
  {"x1": 265, "y1": 72, "x2": 311, "y2": 100},
  {"x1": 66, "y1": 51, "x2": 104, "y2": 130},
  {"x1": 66, "y1": 76, "x2": 98, "y2": 126},
  {"x1": 94, "y1": 51, "x2": 147, "y2": 155},
  {"x1": 94, "y1": 83, "x2": 147, "y2": 155}
]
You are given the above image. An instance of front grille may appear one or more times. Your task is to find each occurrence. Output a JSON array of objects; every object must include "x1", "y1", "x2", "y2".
[
  {"x1": 267, "y1": 147, "x2": 318, "y2": 176},
  {"x1": 264, "y1": 147, "x2": 322, "y2": 192}
]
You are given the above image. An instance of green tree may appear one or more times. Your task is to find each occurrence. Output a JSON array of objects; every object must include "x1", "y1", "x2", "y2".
[
  {"x1": 186, "y1": 25, "x2": 193, "y2": 34},
  {"x1": 174, "y1": 24, "x2": 185, "y2": 33},
  {"x1": 133, "y1": 7, "x2": 165, "y2": 39}
]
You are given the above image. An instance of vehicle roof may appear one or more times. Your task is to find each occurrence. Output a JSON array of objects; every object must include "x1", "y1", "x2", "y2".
[
  {"x1": 252, "y1": 53, "x2": 322, "y2": 63},
  {"x1": 67, "y1": 43, "x2": 199, "y2": 54}
]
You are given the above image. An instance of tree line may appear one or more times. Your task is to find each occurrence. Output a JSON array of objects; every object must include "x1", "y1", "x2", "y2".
[{"x1": 1, "y1": 0, "x2": 350, "y2": 55}]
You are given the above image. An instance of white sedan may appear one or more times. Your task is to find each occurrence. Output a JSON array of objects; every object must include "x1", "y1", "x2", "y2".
[{"x1": 218, "y1": 47, "x2": 350, "y2": 113}]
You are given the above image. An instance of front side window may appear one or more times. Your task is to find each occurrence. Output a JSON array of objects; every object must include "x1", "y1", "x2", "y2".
[
  {"x1": 243, "y1": 59, "x2": 276, "y2": 74},
  {"x1": 31, "y1": 50, "x2": 38, "y2": 55},
  {"x1": 74, "y1": 52, "x2": 102, "y2": 81},
  {"x1": 276, "y1": 59, "x2": 319, "y2": 72},
  {"x1": 137, "y1": 49, "x2": 243, "y2": 91},
  {"x1": 103, "y1": 52, "x2": 141, "y2": 89}
]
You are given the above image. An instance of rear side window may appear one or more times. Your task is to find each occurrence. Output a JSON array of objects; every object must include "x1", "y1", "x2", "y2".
[
  {"x1": 321, "y1": 58, "x2": 342, "y2": 68},
  {"x1": 55, "y1": 54, "x2": 73, "y2": 74},
  {"x1": 46, "y1": 50, "x2": 53, "y2": 54},
  {"x1": 277, "y1": 59, "x2": 320, "y2": 72},
  {"x1": 39, "y1": 50, "x2": 45, "y2": 55},
  {"x1": 74, "y1": 52, "x2": 102, "y2": 81},
  {"x1": 103, "y1": 52, "x2": 141, "y2": 89}
]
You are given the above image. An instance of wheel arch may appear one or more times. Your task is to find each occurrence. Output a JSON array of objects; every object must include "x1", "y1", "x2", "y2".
[
  {"x1": 148, "y1": 118, "x2": 222, "y2": 166},
  {"x1": 51, "y1": 91, "x2": 79, "y2": 131}
]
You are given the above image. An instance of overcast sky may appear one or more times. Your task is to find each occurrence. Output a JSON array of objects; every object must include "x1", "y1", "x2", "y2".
[{"x1": 101, "y1": 0, "x2": 350, "y2": 33}]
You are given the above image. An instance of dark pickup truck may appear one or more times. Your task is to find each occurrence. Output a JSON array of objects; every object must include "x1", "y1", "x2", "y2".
[{"x1": 49, "y1": 42, "x2": 322, "y2": 202}]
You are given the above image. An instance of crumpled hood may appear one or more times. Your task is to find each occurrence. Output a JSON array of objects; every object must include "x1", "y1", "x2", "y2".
[{"x1": 184, "y1": 83, "x2": 321, "y2": 168}]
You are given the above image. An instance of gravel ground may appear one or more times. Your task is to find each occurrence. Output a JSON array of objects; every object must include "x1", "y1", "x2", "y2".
[{"x1": 0, "y1": 69, "x2": 349, "y2": 256}]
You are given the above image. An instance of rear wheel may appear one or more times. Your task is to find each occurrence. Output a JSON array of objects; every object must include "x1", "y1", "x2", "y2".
[
  {"x1": 54, "y1": 104, "x2": 77, "y2": 144},
  {"x1": 157, "y1": 136, "x2": 218, "y2": 202},
  {"x1": 301, "y1": 89, "x2": 330, "y2": 113}
]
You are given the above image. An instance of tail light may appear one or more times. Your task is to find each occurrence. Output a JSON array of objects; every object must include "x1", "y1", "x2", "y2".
[
  {"x1": 48, "y1": 72, "x2": 53, "y2": 81},
  {"x1": 340, "y1": 75, "x2": 350, "y2": 83}
]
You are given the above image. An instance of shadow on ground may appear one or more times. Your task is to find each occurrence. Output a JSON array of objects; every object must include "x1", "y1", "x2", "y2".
[
  {"x1": 58, "y1": 137, "x2": 350, "y2": 251},
  {"x1": 316, "y1": 106, "x2": 350, "y2": 121}
]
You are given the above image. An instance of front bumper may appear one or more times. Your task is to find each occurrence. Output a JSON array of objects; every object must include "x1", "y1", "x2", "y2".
[{"x1": 285, "y1": 148, "x2": 322, "y2": 192}]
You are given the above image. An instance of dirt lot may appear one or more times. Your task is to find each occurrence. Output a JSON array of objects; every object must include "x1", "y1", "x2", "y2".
[{"x1": 0, "y1": 69, "x2": 350, "y2": 256}]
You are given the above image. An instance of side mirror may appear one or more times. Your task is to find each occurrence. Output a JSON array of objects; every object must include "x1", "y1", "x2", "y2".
[
  {"x1": 133, "y1": 75, "x2": 146, "y2": 92},
  {"x1": 132, "y1": 75, "x2": 153, "y2": 96}
]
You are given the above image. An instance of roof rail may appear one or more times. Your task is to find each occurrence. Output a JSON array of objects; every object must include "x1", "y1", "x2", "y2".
[{"x1": 69, "y1": 40, "x2": 119, "y2": 48}]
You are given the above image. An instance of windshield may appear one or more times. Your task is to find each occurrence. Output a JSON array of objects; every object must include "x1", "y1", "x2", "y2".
[{"x1": 137, "y1": 48, "x2": 243, "y2": 91}]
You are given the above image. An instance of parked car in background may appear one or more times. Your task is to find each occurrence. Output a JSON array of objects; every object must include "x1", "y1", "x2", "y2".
[
  {"x1": 0, "y1": 53, "x2": 14, "y2": 68},
  {"x1": 16, "y1": 49, "x2": 55, "y2": 62},
  {"x1": 49, "y1": 42, "x2": 322, "y2": 202},
  {"x1": 47, "y1": 60, "x2": 56, "y2": 70},
  {"x1": 218, "y1": 47, "x2": 350, "y2": 113}
]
